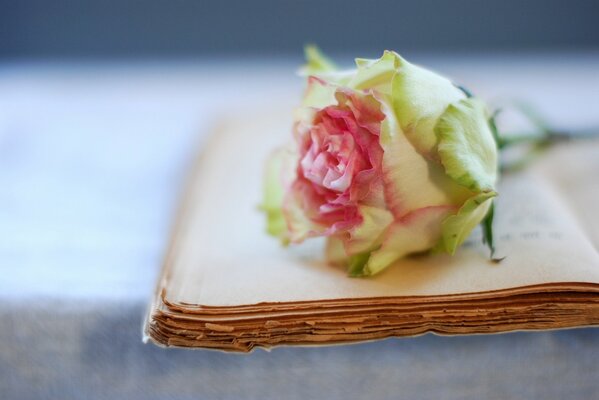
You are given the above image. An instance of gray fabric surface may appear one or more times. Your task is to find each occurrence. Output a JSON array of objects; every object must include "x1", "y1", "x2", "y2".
[
  {"x1": 3, "y1": 301, "x2": 599, "y2": 400},
  {"x1": 0, "y1": 57, "x2": 598, "y2": 399}
]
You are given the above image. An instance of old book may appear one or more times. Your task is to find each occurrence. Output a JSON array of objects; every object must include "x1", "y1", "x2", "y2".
[{"x1": 143, "y1": 106, "x2": 599, "y2": 352}]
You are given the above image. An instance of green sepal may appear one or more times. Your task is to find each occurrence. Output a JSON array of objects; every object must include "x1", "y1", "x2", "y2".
[
  {"x1": 303, "y1": 44, "x2": 337, "y2": 75},
  {"x1": 481, "y1": 200, "x2": 496, "y2": 258},
  {"x1": 435, "y1": 191, "x2": 497, "y2": 255},
  {"x1": 347, "y1": 252, "x2": 371, "y2": 277},
  {"x1": 488, "y1": 109, "x2": 502, "y2": 149}
]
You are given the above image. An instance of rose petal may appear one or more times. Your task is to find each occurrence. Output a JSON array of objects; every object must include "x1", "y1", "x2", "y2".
[
  {"x1": 378, "y1": 100, "x2": 472, "y2": 218},
  {"x1": 363, "y1": 205, "x2": 457, "y2": 275},
  {"x1": 343, "y1": 205, "x2": 394, "y2": 255}
]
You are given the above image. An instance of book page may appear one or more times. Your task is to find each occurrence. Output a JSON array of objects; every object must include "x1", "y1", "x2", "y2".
[
  {"x1": 162, "y1": 110, "x2": 599, "y2": 307},
  {"x1": 532, "y1": 140, "x2": 599, "y2": 249}
]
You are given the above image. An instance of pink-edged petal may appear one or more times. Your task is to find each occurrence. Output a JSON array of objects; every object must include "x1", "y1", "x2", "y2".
[
  {"x1": 326, "y1": 151, "x2": 360, "y2": 192},
  {"x1": 286, "y1": 83, "x2": 389, "y2": 244},
  {"x1": 364, "y1": 205, "x2": 457, "y2": 275},
  {"x1": 325, "y1": 106, "x2": 354, "y2": 121},
  {"x1": 303, "y1": 151, "x2": 330, "y2": 186},
  {"x1": 301, "y1": 76, "x2": 338, "y2": 109},
  {"x1": 282, "y1": 180, "x2": 327, "y2": 243},
  {"x1": 343, "y1": 205, "x2": 394, "y2": 255},
  {"x1": 346, "y1": 92, "x2": 385, "y2": 135},
  {"x1": 339, "y1": 167, "x2": 386, "y2": 211}
]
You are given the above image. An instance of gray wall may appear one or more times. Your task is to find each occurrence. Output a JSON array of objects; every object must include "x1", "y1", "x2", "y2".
[{"x1": 1, "y1": 0, "x2": 599, "y2": 59}]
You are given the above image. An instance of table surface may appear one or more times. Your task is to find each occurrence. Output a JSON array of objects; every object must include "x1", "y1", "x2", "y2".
[{"x1": 1, "y1": 53, "x2": 599, "y2": 400}]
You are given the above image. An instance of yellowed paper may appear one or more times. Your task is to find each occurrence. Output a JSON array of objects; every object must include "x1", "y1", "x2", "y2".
[{"x1": 144, "y1": 109, "x2": 599, "y2": 352}]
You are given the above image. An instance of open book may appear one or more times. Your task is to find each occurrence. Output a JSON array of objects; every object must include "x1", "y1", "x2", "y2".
[{"x1": 144, "y1": 107, "x2": 599, "y2": 352}]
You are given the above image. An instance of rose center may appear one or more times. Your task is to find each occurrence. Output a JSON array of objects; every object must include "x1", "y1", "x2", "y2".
[{"x1": 300, "y1": 109, "x2": 370, "y2": 194}]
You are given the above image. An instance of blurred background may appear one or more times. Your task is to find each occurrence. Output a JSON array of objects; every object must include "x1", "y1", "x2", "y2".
[
  {"x1": 1, "y1": 1, "x2": 599, "y2": 399},
  {"x1": 2, "y1": 0, "x2": 599, "y2": 58}
]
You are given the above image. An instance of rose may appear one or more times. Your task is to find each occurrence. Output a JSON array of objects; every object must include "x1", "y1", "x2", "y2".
[{"x1": 262, "y1": 47, "x2": 498, "y2": 276}]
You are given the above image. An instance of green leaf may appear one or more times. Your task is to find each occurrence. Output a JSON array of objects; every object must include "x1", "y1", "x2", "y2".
[{"x1": 435, "y1": 98, "x2": 499, "y2": 192}]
